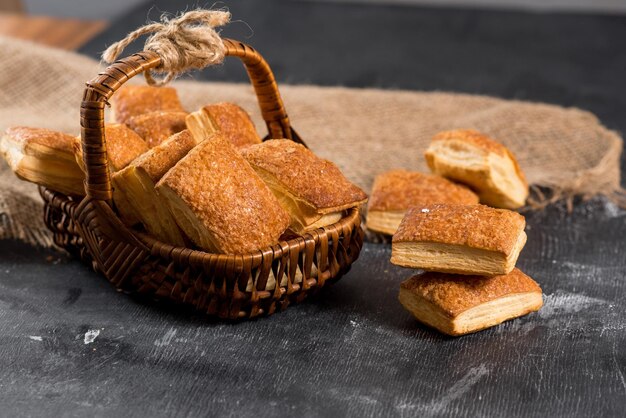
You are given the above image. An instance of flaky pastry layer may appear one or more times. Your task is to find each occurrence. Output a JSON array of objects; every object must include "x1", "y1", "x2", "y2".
[
  {"x1": 366, "y1": 210, "x2": 405, "y2": 236},
  {"x1": 156, "y1": 133, "x2": 290, "y2": 254},
  {"x1": 368, "y1": 169, "x2": 478, "y2": 212},
  {"x1": 128, "y1": 111, "x2": 188, "y2": 148},
  {"x1": 112, "y1": 130, "x2": 196, "y2": 244},
  {"x1": 113, "y1": 166, "x2": 186, "y2": 246},
  {"x1": 1, "y1": 127, "x2": 85, "y2": 195},
  {"x1": 398, "y1": 269, "x2": 543, "y2": 336},
  {"x1": 393, "y1": 204, "x2": 526, "y2": 256},
  {"x1": 425, "y1": 129, "x2": 528, "y2": 209},
  {"x1": 251, "y1": 165, "x2": 345, "y2": 233},
  {"x1": 126, "y1": 130, "x2": 196, "y2": 180},
  {"x1": 186, "y1": 103, "x2": 261, "y2": 148},
  {"x1": 205, "y1": 103, "x2": 261, "y2": 148},
  {"x1": 391, "y1": 231, "x2": 526, "y2": 275},
  {"x1": 242, "y1": 139, "x2": 367, "y2": 217},
  {"x1": 111, "y1": 85, "x2": 186, "y2": 125}
]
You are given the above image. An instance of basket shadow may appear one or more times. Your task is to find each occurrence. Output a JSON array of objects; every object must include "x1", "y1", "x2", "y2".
[{"x1": 102, "y1": 242, "x2": 450, "y2": 342}]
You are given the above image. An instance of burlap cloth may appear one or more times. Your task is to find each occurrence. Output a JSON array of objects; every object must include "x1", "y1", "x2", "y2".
[{"x1": 0, "y1": 36, "x2": 623, "y2": 248}]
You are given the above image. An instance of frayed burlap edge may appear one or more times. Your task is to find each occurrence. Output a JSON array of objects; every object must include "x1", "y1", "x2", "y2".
[
  {"x1": 527, "y1": 128, "x2": 626, "y2": 212},
  {"x1": 0, "y1": 186, "x2": 54, "y2": 249}
]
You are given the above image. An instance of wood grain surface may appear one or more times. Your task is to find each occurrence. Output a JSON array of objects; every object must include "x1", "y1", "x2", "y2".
[
  {"x1": 0, "y1": 12, "x2": 106, "y2": 50},
  {"x1": 1, "y1": 0, "x2": 625, "y2": 416},
  {"x1": 0, "y1": 200, "x2": 624, "y2": 417}
]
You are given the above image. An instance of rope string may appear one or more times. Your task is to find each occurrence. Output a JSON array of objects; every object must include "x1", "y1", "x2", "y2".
[{"x1": 102, "y1": 9, "x2": 231, "y2": 86}]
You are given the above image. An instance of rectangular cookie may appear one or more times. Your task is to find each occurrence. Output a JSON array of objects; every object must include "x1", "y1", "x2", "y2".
[
  {"x1": 240, "y1": 139, "x2": 368, "y2": 233},
  {"x1": 112, "y1": 130, "x2": 196, "y2": 245},
  {"x1": 425, "y1": 129, "x2": 529, "y2": 209},
  {"x1": 155, "y1": 134, "x2": 290, "y2": 254},
  {"x1": 367, "y1": 169, "x2": 478, "y2": 235},
  {"x1": 111, "y1": 85, "x2": 186, "y2": 125},
  {"x1": 391, "y1": 204, "x2": 526, "y2": 275},
  {"x1": 186, "y1": 102, "x2": 261, "y2": 148},
  {"x1": 399, "y1": 269, "x2": 543, "y2": 336},
  {"x1": 1, "y1": 127, "x2": 85, "y2": 196}
]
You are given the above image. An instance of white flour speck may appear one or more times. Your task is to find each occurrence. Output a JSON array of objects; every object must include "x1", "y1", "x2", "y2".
[
  {"x1": 602, "y1": 199, "x2": 624, "y2": 218},
  {"x1": 539, "y1": 291, "x2": 606, "y2": 319},
  {"x1": 83, "y1": 329, "x2": 100, "y2": 344},
  {"x1": 421, "y1": 208, "x2": 430, "y2": 213},
  {"x1": 395, "y1": 364, "x2": 489, "y2": 413},
  {"x1": 154, "y1": 327, "x2": 177, "y2": 347},
  {"x1": 28, "y1": 336, "x2": 43, "y2": 341}
]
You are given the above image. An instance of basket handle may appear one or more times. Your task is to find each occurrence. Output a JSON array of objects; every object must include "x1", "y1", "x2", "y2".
[{"x1": 80, "y1": 39, "x2": 294, "y2": 201}]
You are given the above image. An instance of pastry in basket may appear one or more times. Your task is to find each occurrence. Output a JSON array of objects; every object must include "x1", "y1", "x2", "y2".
[
  {"x1": 240, "y1": 139, "x2": 368, "y2": 232},
  {"x1": 245, "y1": 263, "x2": 317, "y2": 292},
  {"x1": 399, "y1": 269, "x2": 543, "y2": 336},
  {"x1": 74, "y1": 124, "x2": 149, "y2": 173},
  {"x1": 186, "y1": 103, "x2": 261, "y2": 148},
  {"x1": 424, "y1": 129, "x2": 529, "y2": 209},
  {"x1": 155, "y1": 134, "x2": 291, "y2": 254},
  {"x1": 391, "y1": 204, "x2": 526, "y2": 276},
  {"x1": 0, "y1": 127, "x2": 85, "y2": 196},
  {"x1": 111, "y1": 85, "x2": 186, "y2": 125},
  {"x1": 112, "y1": 130, "x2": 197, "y2": 245},
  {"x1": 367, "y1": 170, "x2": 478, "y2": 235},
  {"x1": 127, "y1": 111, "x2": 189, "y2": 148}
]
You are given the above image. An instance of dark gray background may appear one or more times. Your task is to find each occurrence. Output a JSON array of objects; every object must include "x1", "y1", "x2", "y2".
[
  {"x1": 20, "y1": 0, "x2": 626, "y2": 19},
  {"x1": 1, "y1": 0, "x2": 625, "y2": 416}
]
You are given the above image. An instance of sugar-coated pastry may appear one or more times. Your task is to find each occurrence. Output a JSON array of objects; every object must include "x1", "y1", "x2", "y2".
[
  {"x1": 1, "y1": 127, "x2": 85, "y2": 195},
  {"x1": 155, "y1": 134, "x2": 290, "y2": 254},
  {"x1": 73, "y1": 124, "x2": 149, "y2": 173},
  {"x1": 111, "y1": 85, "x2": 186, "y2": 125},
  {"x1": 425, "y1": 129, "x2": 529, "y2": 209},
  {"x1": 241, "y1": 139, "x2": 368, "y2": 232},
  {"x1": 112, "y1": 130, "x2": 196, "y2": 245},
  {"x1": 391, "y1": 204, "x2": 526, "y2": 275},
  {"x1": 186, "y1": 103, "x2": 261, "y2": 148},
  {"x1": 127, "y1": 111, "x2": 188, "y2": 148},
  {"x1": 367, "y1": 170, "x2": 478, "y2": 235},
  {"x1": 399, "y1": 269, "x2": 543, "y2": 336}
]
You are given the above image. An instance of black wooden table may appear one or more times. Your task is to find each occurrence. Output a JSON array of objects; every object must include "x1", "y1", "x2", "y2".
[{"x1": 1, "y1": 1, "x2": 625, "y2": 416}]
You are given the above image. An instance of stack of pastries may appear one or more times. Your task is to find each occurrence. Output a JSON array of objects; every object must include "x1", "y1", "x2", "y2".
[
  {"x1": 368, "y1": 129, "x2": 542, "y2": 336},
  {"x1": 0, "y1": 85, "x2": 367, "y2": 255}
]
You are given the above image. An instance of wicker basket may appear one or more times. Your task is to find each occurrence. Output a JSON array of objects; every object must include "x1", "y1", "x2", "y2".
[{"x1": 40, "y1": 39, "x2": 364, "y2": 319}]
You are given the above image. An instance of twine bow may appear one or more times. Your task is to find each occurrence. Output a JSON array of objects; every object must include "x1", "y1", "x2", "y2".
[{"x1": 102, "y1": 9, "x2": 231, "y2": 86}]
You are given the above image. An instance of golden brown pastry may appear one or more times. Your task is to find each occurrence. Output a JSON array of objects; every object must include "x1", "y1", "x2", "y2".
[
  {"x1": 112, "y1": 130, "x2": 197, "y2": 245},
  {"x1": 111, "y1": 85, "x2": 186, "y2": 125},
  {"x1": 1, "y1": 127, "x2": 85, "y2": 195},
  {"x1": 399, "y1": 269, "x2": 543, "y2": 336},
  {"x1": 240, "y1": 139, "x2": 368, "y2": 232},
  {"x1": 73, "y1": 124, "x2": 149, "y2": 173},
  {"x1": 391, "y1": 204, "x2": 526, "y2": 275},
  {"x1": 156, "y1": 133, "x2": 290, "y2": 254},
  {"x1": 367, "y1": 170, "x2": 479, "y2": 235},
  {"x1": 186, "y1": 103, "x2": 261, "y2": 148},
  {"x1": 425, "y1": 129, "x2": 529, "y2": 209},
  {"x1": 127, "y1": 111, "x2": 189, "y2": 148}
]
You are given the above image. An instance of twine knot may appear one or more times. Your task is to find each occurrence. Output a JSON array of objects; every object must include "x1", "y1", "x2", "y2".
[{"x1": 102, "y1": 9, "x2": 231, "y2": 86}]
